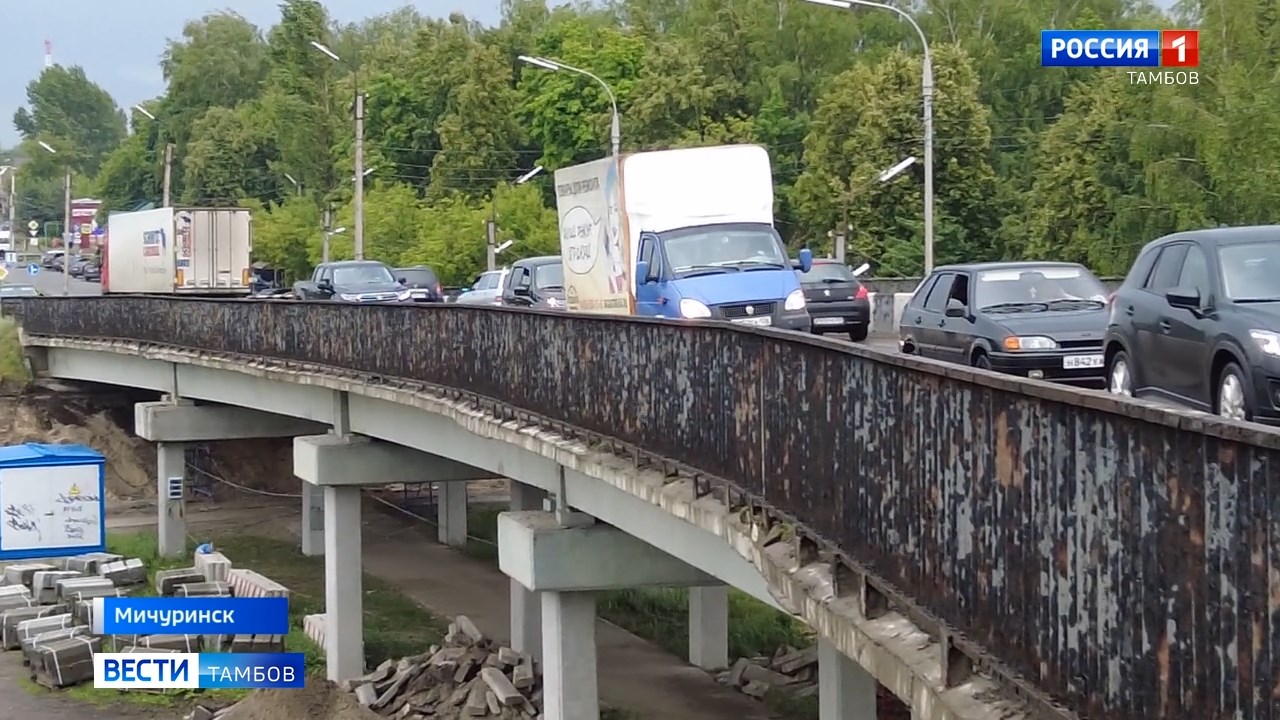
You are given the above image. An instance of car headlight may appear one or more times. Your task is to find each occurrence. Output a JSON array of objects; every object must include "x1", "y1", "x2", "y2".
[
  {"x1": 1003, "y1": 335, "x2": 1057, "y2": 351},
  {"x1": 783, "y1": 288, "x2": 806, "y2": 311},
  {"x1": 397, "y1": 289, "x2": 413, "y2": 301},
  {"x1": 679, "y1": 298, "x2": 711, "y2": 318},
  {"x1": 1250, "y1": 329, "x2": 1280, "y2": 356},
  {"x1": 339, "y1": 293, "x2": 360, "y2": 301}
]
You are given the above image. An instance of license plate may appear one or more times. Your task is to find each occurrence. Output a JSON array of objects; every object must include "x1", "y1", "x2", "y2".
[
  {"x1": 1063, "y1": 354, "x2": 1104, "y2": 369},
  {"x1": 730, "y1": 316, "x2": 772, "y2": 327},
  {"x1": 813, "y1": 317, "x2": 844, "y2": 326}
]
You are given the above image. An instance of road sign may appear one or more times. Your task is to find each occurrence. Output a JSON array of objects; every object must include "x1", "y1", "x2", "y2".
[
  {"x1": 26, "y1": 264, "x2": 39, "y2": 276},
  {"x1": 92, "y1": 226, "x2": 105, "y2": 237},
  {"x1": 71, "y1": 224, "x2": 80, "y2": 235},
  {"x1": 26, "y1": 220, "x2": 37, "y2": 232},
  {"x1": 0, "y1": 266, "x2": 8, "y2": 281},
  {"x1": 27, "y1": 229, "x2": 37, "y2": 237}
]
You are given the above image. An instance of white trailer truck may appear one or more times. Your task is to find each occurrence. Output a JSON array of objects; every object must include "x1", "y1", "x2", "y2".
[{"x1": 102, "y1": 207, "x2": 253, "y2": 295}]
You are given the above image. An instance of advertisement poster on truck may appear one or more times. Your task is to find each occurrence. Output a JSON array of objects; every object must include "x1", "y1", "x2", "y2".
[{"x1": 554, "y1": 157, "x2": 632, "y2": 314}]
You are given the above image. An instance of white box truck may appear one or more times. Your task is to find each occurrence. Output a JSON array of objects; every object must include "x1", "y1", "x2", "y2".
[
  {"x1": 553, "y1": 144, "x2": 812, "y2": 328},
  {"x1": 102, "y1": 207, "x2": 252, "y2": 295}
]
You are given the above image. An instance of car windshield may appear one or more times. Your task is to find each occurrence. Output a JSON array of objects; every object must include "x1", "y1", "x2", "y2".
[
  {"x1": 798, "y1": 263, "x2": 855, "y2": 283},
  {"x1": 1218, "y1": 240, "x2": 1280, "y2": 301},
  {"x1": 396, "y1": 269, "x2": 438, "y2": 286},
  {"x1": 535, "y1": 263, "x2": 563, "y2": 289},
  {"x1": 333, "y1": 264, "x2": 394, "y2": 285},
  {"x1": 663, "y1": 227, "x2": 788, "y2": 274},
  {"x1": 974, "y1": 266, "x2": 1108, "y2": 310}
]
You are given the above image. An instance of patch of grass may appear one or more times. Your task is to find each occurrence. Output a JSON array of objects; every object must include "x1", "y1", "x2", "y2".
[
  {"x1": 0, "y1": 317, "x2": 29, "y2": 383},
  {"x1": 208, "y1": 533, "x2": 449, "y2": 667},
  {"x1": 461, "y1": 508, "x2": 812, "y2": 660}
]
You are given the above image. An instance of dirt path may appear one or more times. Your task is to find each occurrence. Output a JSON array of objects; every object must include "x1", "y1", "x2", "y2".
[
  {"x1": 0, "y1": 651, "x2": 156, "y2": 720},
  {"x1": 111, "y1": 495, "x2": 778, "y2": 720}
]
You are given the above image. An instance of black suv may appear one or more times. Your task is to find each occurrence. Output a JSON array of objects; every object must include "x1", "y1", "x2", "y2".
[
  {"x1": 393, "y1": 266, "x2": 444, "y2": 302},
  {"x1": 794, "y1": 259, "x2": 870, "y2": 341},
  {"x1": 899, "y1": 261, "x2": 1110, "y2": 386},
  {"x1": 502, "y1": 256, "x2": 565, "y2": 309},
  {"x1": 1104, "y1": 226, "x2": 1280, "y2": 425}
]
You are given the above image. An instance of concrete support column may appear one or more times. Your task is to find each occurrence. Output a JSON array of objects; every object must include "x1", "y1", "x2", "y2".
[
  {"x1": 156, "y1": 442, "x2": 186, "y2": 558},
  {"x1": 819, "y1": 637, "x2": 876, "y2": 720},
  {"x1": 541, "y1": 590, "x2": 599, "y2": 720},
  {"x1": 436, "y1": 481, "x2": 467, "y2": 548},
  {"x1": 324, "y1": 485, "x2": 364, "y2": 682},
  {"x1": 509, "y1": 482, "x2": 546, "y2": 660},
  {"x1": 301, "y1": 482, "x2": 324, "y2": 556},
  {"x1": 688, "y1": 586, "x2": 730, "y2": 670}
]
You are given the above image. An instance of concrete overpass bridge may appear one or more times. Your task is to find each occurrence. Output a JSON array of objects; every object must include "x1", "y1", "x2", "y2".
[{"x1": 6, "y1": 296, "x2": 1278, "y2": 720}]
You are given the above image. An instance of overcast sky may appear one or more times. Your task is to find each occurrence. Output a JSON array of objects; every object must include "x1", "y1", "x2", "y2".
[
  {"x1": 2, "y1": 0, "x2": 1182, "y2": 148},
  {"x1": 0, "y1": 1, "x2": 504, "y2": 147}
]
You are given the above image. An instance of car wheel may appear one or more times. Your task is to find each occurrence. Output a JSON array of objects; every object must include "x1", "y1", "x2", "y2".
[
  {"x1": 973, "y1": 353, "x2": 991, "y2": 370},
  {"x1": 1216, "y1": 362, "x2": 1253, "y2": 422},
  {"x1": 848, "y1": 326, "x2": 868, "y2": 342},
  {"x1": 1107, "y1": 351, "x2": 1133, "y2": 396}
]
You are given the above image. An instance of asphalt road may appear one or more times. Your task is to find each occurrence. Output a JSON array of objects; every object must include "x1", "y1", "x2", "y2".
[{"x1": 5, "y1": 266, "x2": 102, "y2": 296}]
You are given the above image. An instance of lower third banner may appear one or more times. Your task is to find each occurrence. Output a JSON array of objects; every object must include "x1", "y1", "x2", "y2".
[{"x1": 93, "y1": 653, "x2": 306, "y2": 689}]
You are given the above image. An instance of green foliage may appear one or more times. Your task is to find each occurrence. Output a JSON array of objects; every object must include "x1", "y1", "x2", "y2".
[{"x1": 3, "y1": 0, "x2": 1269, "y2": 283}]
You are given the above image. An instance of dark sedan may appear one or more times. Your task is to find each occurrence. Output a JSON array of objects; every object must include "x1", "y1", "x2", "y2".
[
  {"x1": 795, "y1": 259, "x2": 870, "y2": 341},
  {"x1": 1105, "y1": 225, "x2": 1280, "y2": 425},
  {"x1": 899, "y1": 261, "x2": 1111, "y2": 386}
]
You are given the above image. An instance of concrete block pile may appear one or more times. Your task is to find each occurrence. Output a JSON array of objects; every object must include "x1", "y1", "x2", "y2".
[
  {"x1": 715, "y1": 644, "x2": 819, "y2": 699},
  {"x1": 0, "y1": 548, "x2": 291, "y2": 691},
  {"x1": 206, "y1": 615, "x2": 562, "y2": 720}
]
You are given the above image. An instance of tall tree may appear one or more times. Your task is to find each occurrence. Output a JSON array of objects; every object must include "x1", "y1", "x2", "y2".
[{"x1": 13, "y1": 66, "x2": 125, "y2": 176}]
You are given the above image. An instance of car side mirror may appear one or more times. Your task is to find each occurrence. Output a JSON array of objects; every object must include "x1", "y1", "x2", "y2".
[
  {"x1": 317, "y1": 278, "x2": 332, "y2": 291},
  {"x1": 635, "y1": 261, "x2": 651, "y2": 285},
  {"x1": 797, "y1": 248, "x2": 813, "y2": 273},
  {"x1": 398, "y1": 277, "x2": 407, "y2": 285},
  {"x1": 1165, "y1": 287, "x2": 1200, "y2": 309},
  {"x1": 945, "y1": 298, "x2": 967, "y2": 318},
  {"x1": 512, "y1": 283, "x2": 531, "y2": 297}
]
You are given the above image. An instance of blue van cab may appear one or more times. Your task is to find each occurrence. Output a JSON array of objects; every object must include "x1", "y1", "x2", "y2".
[{"x1": 633, "y1": 222, "x2": 813, "y2": 330}]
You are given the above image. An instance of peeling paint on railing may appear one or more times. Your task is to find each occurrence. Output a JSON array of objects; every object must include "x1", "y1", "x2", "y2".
[{"x1": 13, "y1": 296, "x2": 1280, "y2": 720}]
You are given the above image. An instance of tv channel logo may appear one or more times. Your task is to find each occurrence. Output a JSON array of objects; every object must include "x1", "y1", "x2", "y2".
[
  {"x1": 1041, "y1": 30, "x2": 1198, "y2": 68},
  {"x1": 93, "y1": 652, "x2": 306, "y2": 689}
]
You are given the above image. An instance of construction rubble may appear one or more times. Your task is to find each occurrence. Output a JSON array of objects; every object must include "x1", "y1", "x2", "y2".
[
  {"x1": 715, "y1": 644, "x2": 820, "y2": 699},
  {"x1": 201, "y1": 615, "x2": 573, "y2": 720},
  {"x1": 0, "y1": 548, "x2": 289, "y2": 690}
]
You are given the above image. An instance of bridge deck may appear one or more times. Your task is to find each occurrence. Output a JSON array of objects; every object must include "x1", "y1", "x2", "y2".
[{"x1": 8, "y1": 296, "x2": 1280, "y2": 720}]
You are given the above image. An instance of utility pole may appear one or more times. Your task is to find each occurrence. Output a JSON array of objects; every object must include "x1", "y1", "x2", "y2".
[
  {"x1": 322, "y1": 203, "x2": 333, "y2": 264},
  {"x1": 353, "y1": 92, "x2": 365, "y2": 260},
  {"x1": 6, "y1": 172, "x2": 15, "y2": 250},
  {"x1": 486, "y1": 212, "x2": 497, "y2": 272},
  {"x1": 162, "y1": 143, "x2": 174, "y2": 207},
  {"x1": 62, "y1": 172, "x2": 71, "y2": 296},
  {"x1": 835, "y1": 200, "x2": 849, "y2": 264}
]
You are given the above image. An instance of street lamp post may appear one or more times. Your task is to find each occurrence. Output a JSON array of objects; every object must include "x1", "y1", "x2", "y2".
[
  {"x1": 803, "y1": 0, "x2": 934, "y2": 273},
  {"x1": 284, "y1": 173, "x2": 303, "y2": 196},
  {"x1": 323, "y1": 226, "x2": 346, "y2": 264},
  {"x1": 0, "y1": 166, "x2": 15, "y2": 259},
  {"x1": 518, "y1": 56, "x2": 620, "y2": 157},
  {"x1": 831, "y1": 156, "x2": 916, "y2": 262},
  {"x1": 36, "y1": 141, "x2": 72, "y2": 296},
  {"x1": 487, "y1": 165, "x2": 543, "y2": 271},
  {"x1": 311, "y1": 40, "x2": 365, "y2": 260},
  {"x1": 131, "y1": 105, "x2": 173, "y2": 206}
]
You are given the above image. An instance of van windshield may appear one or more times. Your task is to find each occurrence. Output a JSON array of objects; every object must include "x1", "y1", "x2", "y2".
[{"x1": 663, "y1": 227, "x2": 788, "y2": 275}]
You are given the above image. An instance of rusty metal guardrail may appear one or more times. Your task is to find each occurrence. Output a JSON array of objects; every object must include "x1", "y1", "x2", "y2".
[{"x1": 13, "y1": 296, "x2": 1280, "y2": 720}]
